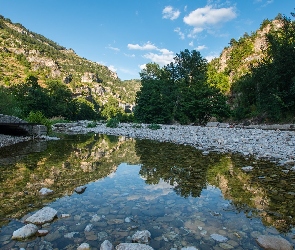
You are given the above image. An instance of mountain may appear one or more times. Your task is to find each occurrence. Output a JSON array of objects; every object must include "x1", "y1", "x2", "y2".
[{"x1": 0, "y1": 15, "x2": 140, "y2": 108}]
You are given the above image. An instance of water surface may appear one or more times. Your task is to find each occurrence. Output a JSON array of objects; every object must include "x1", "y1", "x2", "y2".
[{"x1": 0, "y1": 133, "x2": 294, "y2": 249}]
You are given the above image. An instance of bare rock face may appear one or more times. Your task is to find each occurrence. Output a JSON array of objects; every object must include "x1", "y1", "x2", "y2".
[
  {"x1": 115, "y1": 243, "x2": 154, "y2": 250},
  {"x1": 25, "y1": 207, "x2": 57, "y2": 225},
  {"x1": 256, "y1": 235, "x2": 293, "y2": 250},
  {"x1": 81, "y1": 72, "x2": 102, "y2": 83},
  {"x1": 11, "y1": 223, "x2": 38, "y2": 240}
]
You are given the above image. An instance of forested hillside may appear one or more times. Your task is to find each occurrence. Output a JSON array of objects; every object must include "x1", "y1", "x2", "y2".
[
  {"x1": 0, "y1": 15, "x2": 139, "y2": 122},
  {"x1": 135, "y1": 13, "x2": 295, "y2": 125}
]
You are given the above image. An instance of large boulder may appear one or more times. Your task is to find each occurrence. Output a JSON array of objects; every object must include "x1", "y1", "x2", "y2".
[
  {"x1": 132, "y1": 230, "x2": 151, "y2": 244},
  {"x1": 256, "y1": 235, "x2": 293, "y2": 250},
  {"x1": 25, "y1": 207, "x2": 57, "y2": 225}
]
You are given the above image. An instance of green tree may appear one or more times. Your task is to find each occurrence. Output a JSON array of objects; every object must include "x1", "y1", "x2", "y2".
[{"x1": 101, "y1": 96, "x2": 124, "y2": 120}]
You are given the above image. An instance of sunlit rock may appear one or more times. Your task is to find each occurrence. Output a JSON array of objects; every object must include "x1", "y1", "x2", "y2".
[
  {"x1": 37, "y1": 229, "x2": 49, "y2": 236},
  {"x1": 25, "y1": 207, "x2": 57, "y2": 225},
  {"x1": 256, "y1": 235, "x2": 293, "y2": 250},
  {"x1": 100, "y1": 240, "x2": 114, "y2": 250},
  {"x1": 115, "y1": 243, "x2": 154, "y2": 250},
  {"x1": 241, "y1": 166, "x2": 253, "y2": 172},
  {"x1": 11, "y1": 223, "x2": 38, "y2": 240},
  {"x1": 132, "y1": 230, "x2": 151, "y2": 244}
]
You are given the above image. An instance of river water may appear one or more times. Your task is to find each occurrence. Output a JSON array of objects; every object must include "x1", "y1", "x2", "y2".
[{"x1": 0, "y1": 133, "x2": 294, "y2": 249}]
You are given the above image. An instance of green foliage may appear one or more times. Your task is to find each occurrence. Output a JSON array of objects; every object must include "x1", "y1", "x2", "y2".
[
  {"x1": 87, "y1": 121, "x2": 97, "y2": 128},
  {"x1": 106, "y1": 117, "x2": 119, "y2": 128},
  {"x1": 0, "y1": 86, "x2": 22, "y2": 117},
  {"x1": 73, "y1": 97, "x2": 99, "y2": 121},
  {"x1": 147, "y1": 123, "x2": 161, "y2": 130},
  {"x1": 232, "y1": 16, "x2": 295, "y2": 121},
  {"x1": 135, "y1": 50, "x2": 230, "y2": 125},
  {"x1": 25, "y1": 111, "x2": 52, "y2": 132},
  {"x1": 207, "y1": 61, "x2": 230, "y2": 94},
  {"x1": 101, "y1": 97, "x2": 124, "y2": 120}
]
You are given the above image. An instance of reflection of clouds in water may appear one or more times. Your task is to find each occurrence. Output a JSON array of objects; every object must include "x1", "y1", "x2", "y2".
[
  {"x1": 107, "y1": 172, "x2": 116, "y2": 178},
  {"x1": 143, "y1": 179, "x2": 175, "y2": 200}
]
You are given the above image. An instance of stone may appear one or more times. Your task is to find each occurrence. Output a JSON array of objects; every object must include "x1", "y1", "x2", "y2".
[
  {"x1": 210, "y1": 233, "x2": 228, "y2": 242},
  {"x1": 78, "y1": 243, "x2": 90, "y2": 250},
  {"x1": 37, "y1": 229, "x2": 49, "y2": 236},
  {"x1": 132, "y1": 230, "x2": 151, "y2": 244},
  {"x1": 100, "y1": 240, "x2": 114, "y2": 250},
  {"x1": 75, "y1": 185, "x2": 87, "y2": 194},
  {"x1": 181, "y1": 247, "x2": 198, "y2": 250},
  {"x1": 25, "y1": 207, "x2": 57, "y2": 225},
  {"x1": 39, "y1": 187, "x2": 54, "y2": 195},
  {"x1": 256, "y1": 235, "x2": 293, "y2": 250},
  {"x1": 115, "y1": 243, "x2": 154, "y2": 250},
  {"x1": 84, "y1": 224, "x2": 93, "y2": 232},
  {"x1": 241, "y1": 166, "x2": 253, "y2": 172},
  {"x1": 11, "y1": 223, "x2": 38, "y2": 240}
]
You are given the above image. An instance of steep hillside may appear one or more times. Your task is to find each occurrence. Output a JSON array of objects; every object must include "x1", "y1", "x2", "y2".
[
  {"x1": 0, "y1": 15, "x2": 140, "y2": 108},
  {"x1": 208, "y1": 17, "x2": 284, "y2": 92}
]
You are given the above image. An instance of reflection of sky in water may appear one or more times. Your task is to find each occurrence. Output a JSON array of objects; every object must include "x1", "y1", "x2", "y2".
[{"x1": 1, "y1": 159, "x2": 294, "y2": 249}]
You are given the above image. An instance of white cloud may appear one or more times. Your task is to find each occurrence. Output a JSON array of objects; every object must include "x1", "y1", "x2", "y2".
[
  {"x1": 143, "y1": 49, "x2": 175, "y2": 66},
  {"x1": 183, "y1": 5, "x2": 237, "y2": 34},
  {"x1": 106, "y1": 46, "x2": 120, "y2": 51},
  {"x1": 124, "y1": 53, "x2": 135, "y2": 57},
  {"x1": 205, "y1": 54, "x2": 218, "y2": 62},
  {"x1": 139, "y1": 64, "x2": 146, "y2": 70},
  {"x1": 162, "y1": 6, "x2": 180, "y2": 20},
  {"x1": 108, "y1": 65, "x2": 117, "y2": 72},
  {"x1": 128, "y1": 41, "x2": 158, "y2": 50},
  {"x1": 189, "y1": 41, "x2": 194, "y2": 47},
  {"x1": 196, "y1": 45, "x2": 207, "y2": 51},
  {"x1": 174, "y1": 27, "x2": 185, "y2": 40}
]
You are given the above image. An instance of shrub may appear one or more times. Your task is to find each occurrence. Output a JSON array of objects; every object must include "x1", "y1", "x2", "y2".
[
  {"x1": 106, "y1": 117, "x2": 119, "y2": 128},
  {"x1": 147, "y1": 123, "x2": 161, "y2": 130},
  {"x1": 26, "y1": 111, "x2": 52, "y2": 133}
]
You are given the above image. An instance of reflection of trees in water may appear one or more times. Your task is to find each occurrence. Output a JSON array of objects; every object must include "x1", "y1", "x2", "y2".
[
  {"x1": 207, "y1": 154, "x2": 295, "y2": 233},
  {"x1": 135, "y1": 139, "x2": 223, "y2": 198},
  {"x1": 0, "y1": 134, "x2": 138, "y2": 226}
]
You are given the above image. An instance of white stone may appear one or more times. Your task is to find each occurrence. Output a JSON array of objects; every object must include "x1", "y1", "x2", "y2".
[
  {"x1": 78, "y1": 243, "x2": 90, "y2": 250},
  {"x1": 84, "y1": 224, "x2": 93, "y2": 232},
  {"x1": 116, "y1": 243, "x2": 154, "y2": 250},
  {"x1": 11, "y1": 223, "x2": 38, "y2": 239},
  {"x1": 241, "y1": 166, "x2": 253, "y2": 172},
  {"x1": 210, "y1": 233, "x2": 228, "y2": 242},
  {"x1": 75, "y1": 185, "x2": 87, "y2": 194},
  {"x1": 132, "y1": 230, "x2": 151, "y2": 244},
  {"x1": 65, "y1": 232, "x2": 79, "y2": 238},
  {"x1": 39, "y1": 187, "x2": 54, "y2": 195},
  {"x1": 100, "y1": 240, "x2": 114, "y2": 250},
  {"x1": 25, "y1": 207, "x2": 57, "y2": 225},
  {"x1": 181, "y1": 247, "x2": 198, "y2": 250},
  {"x1": 125, "y1": 217, "x2": 131, "y2": 223}
]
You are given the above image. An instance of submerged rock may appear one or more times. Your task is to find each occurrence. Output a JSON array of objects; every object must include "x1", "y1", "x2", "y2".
[
  {"x1": 78, "y1": 243, "x2": 90, "y2": 250},
  {"x1": 100, "y1": 240, "x2": 114, "y2": 250},
  {"x1": 256, "y1": 235, "x2": 293, "y2": 250},
  {"x1": 132, "y1": 230, "x2": 151, "y2": 244},
  {"x1": 116, "y1": 243, "x2": 154, "y2": 250},
  {"x1": 11, "y1": 223, "x2": 38, "y2": 240},
  {"x1": 210, "y1": 233, "x2": 228, "y2": 242},
  {"x1": 25, "y1": 207, "x2": 57, "y2": 225}
]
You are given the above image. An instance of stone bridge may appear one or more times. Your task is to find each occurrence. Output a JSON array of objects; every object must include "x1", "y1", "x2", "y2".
[{"x1": 0, "y1": 114, "x2": 47, "y2": 136}]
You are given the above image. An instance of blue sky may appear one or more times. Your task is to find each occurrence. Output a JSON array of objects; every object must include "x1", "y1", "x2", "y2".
[{"x1": 1, "y1": 0, "x2": 294, "y2": 80}]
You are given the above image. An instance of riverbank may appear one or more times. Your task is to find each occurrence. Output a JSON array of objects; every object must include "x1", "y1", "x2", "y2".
[
  {"x1": 52, "y1": 121, "x2": 295, "y2": 167},
  {"x1": 0, "y1": 134, "x2": 32, "y2": 148}
]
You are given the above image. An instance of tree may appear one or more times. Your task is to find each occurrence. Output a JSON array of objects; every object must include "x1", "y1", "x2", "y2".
[{"x1": 135, "y1": 50, "x2": 230, "y2": 125}]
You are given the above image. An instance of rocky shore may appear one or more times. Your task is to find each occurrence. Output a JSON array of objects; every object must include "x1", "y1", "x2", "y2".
[
  {"x1": 0, "y1": 134, "x2": 32, "y2": 148},
  {"x1": 52, "y1": 121, "x2": 295, "y2": 167}
]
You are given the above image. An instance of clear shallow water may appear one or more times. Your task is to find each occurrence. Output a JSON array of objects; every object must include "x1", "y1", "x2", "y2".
[{"x1": 0, "y1": 133, "x2": 294, "y2": 249}]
